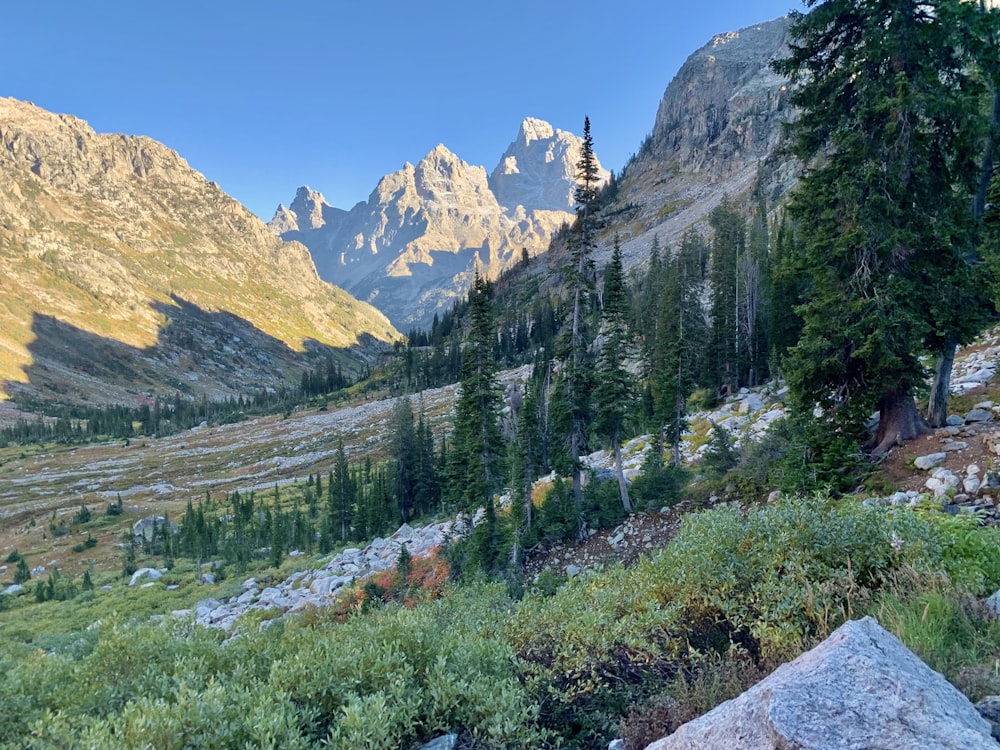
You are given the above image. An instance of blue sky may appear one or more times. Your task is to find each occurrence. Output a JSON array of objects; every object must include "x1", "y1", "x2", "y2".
[{"x1": 5, "y1": 1, "x2": 802, "y2": 220}]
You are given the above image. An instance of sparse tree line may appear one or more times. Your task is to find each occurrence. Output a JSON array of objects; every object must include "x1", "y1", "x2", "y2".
[{"x1": 1, "y1": 358, "x2": 361, "y2": 448}]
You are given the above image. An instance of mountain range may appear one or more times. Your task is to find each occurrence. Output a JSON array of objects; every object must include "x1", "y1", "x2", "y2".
[
  {"x1": 269, "y1": 117, "x2": 610, "y2": 331},
  {"x1": 0, "y1": 15, "x2": 792, "y2": 411}
]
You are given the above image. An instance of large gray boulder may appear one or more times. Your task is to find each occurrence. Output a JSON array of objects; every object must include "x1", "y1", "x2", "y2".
[{"x1": 645, "y1": 616, "x2": 996, "y2": 750}]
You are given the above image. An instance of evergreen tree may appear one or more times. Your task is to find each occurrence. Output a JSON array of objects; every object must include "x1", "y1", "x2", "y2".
[
  {"x1": 331, "y1": 439, "x2": 354, "y2": 543},
  {"x1": 708, "y1": 197, "x2": 747, "y2": 396},
  {"x1": 557, "y1": 116, "x2": 600, "y2": 512},
  {"x1": 774, "y1": 0, "x2": 996, "y2": 454},
  {"x1": 650, "y1": 229, "x2": 709, "y2": 465},
  {"x1": 593, "y1": 239, "x2": 634, "y2": 512},
  {"x1": 448, "y1": 273, "x2": 504, "y2": 513},
  {"x1": 392, "y1": 397, "x2": 419, "y2": 523},
  {"x1": 13, "y1": 557, "x2": 30, "y2": 585}
]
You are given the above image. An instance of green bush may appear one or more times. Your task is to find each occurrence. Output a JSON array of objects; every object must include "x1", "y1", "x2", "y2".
[{"x1": 651, "y1": 495, "x2": 938, "y2": 656}]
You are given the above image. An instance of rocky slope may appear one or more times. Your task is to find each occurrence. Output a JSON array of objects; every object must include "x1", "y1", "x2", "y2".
[
  {"x1": 605, "y1": 15, "x2": 794, "y2": 270},
  {"x1": 0, "y1": 98, "x2": 399, "y2": 407},
  {"x1": 270, "y1": 118, "x2": 609, "y2": 331}
]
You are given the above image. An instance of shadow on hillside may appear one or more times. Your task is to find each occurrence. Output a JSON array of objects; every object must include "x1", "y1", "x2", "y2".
[{"x1": 4, "y1": 294, "x2": 386, "y2": 408}]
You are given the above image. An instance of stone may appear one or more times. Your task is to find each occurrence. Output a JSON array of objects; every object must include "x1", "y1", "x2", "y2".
[
  {"x1": 888, "y1": 492, "x2": 911, "y2": 506},
  {"x1": 420, "y1": 735, "x2": 458, "y2": 750},
  {"x1": 942, "y1": 441, "x2": 969, "y2": 452},
  {"x1": 965, "y1": 408, "x2": 994, "y2": 423},
  {"x1": 609, "y1": 741, "x2": 627, "y2": 750},
  {"x1": 926, "y1": 469, "x2": 959, "y2": 497},
  {"x1": 965, "y1": 476, "x2": 983, "y2": 496},
  {"x1": 128, "y1": 567, "x2": 162, "y2": 586},
  {"x1": 914, "y1": 453, "x2": 947, "y2": 470},
  {"x1": 1, "y1": 584, "x2": 23, "y2": 596},
  {"x1": 986, "y1": 589, "x2": 1000, "y2": 618},
  {"x1": 974, "y1": 696, "x2": 1000, "y2": 740},
  {"x1": 739, "y1": 393, "x2": 765, "y2": 414},
  {"x1": 946, "y1": 415, "x2": 966, "y2": 426},
  {"x1": 131, "y1": 515, "x2": 177, "y2": 542},
  {"x1": 645, "y1": 617, "x2": 995, "y2": 749},
  {"x1": 565, "y1": 564, "x2": 581, "y2": 577}
]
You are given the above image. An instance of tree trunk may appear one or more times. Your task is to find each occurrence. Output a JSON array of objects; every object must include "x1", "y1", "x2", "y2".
[
  {"x1": 613, "y1": 433, "x2": 632, "y2": 513},
  {"x1": 867, "y1": 385, "x2": 930, "y2": 455},
  {"x1": 926, "y1": 338, "x2": 956, "y2": 428}
]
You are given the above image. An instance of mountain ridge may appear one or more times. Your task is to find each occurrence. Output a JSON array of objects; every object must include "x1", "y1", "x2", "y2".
[{"x1": 0, "y1": 97, "x2": 400, "y2": 407}]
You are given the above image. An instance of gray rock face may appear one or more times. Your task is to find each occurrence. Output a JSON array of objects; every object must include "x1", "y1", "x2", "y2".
[
  {"x1": 612, "y1": 17, "x2": 794, "y2": 273},
  {"x1": 488, "y1": 117, "x2": 609, "y2": 212},
  {"x1": 645, "y1": 617, "x2": 996, "y2": 750},
  {"x1": 648, "y1": 18, "x2": 791, "y2": 178}
]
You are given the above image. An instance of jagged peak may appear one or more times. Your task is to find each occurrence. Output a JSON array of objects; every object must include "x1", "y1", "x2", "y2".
[
  {"x1": 422, "y1": 143, "x2": 461, "y2": 163},
  {"x1": 518, "y1": 117, "x2": 556, "y2": 144}
]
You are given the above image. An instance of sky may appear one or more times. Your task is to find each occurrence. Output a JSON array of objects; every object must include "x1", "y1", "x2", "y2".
[{"x1": 5, "y1": 1, "x2": 804, "y2": 221}]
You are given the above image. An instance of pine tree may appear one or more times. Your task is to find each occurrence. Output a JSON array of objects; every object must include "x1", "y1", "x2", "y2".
[
  {"x1": 774, "y1": 0, "x2": 996, "y2": 454},
  {"x1": 593, "y1": 239, "x2": 634, "y2": 512},
  {"x1": 392, "y1": 397, "x2": 418, "y2": 523},
  {"x1": 708, "y1": 197, "x2": 747, "y2": 396},
  {"x1": 556, "y1": 116, "x2": 601, "y2": 513},
  {"x1": 448, "y1": 272, "x2": 504, "y2": 512},
  {"x1": 649, "y1": 229, "x2": 709, "y2": 466}
]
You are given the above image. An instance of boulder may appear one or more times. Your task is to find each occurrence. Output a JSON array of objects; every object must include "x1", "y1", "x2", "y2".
[
  {"x1": 644, "y1": 617, "x2": 995, "y2": 750},
  {"x1": 128, "y1": 567, "x2": 162, "y2": 586},
  {"x1": 420, "y1": 735, "x2": 458, "y2": 750},
  {"x1": 975, "y1": 696, "x2": 1000, "y2": 740},
  {"x1": 914, "y1": 453, "x2": 947, "y2": 470},
  {"x1": 966, "y1": 408, "x2": 994, "y2": 424},
  {"x1": 132, "y1": 515, "x2": 178, "y2": 542}
]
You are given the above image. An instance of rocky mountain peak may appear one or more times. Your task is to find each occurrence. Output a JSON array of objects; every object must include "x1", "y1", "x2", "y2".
[
  {"x1": 609, "y1": 16, "x2": 794, "y2": 271},
  {"x1": 269, "y1": 203, "x2": 299, "y2": 234},
  {"x1": 274, "y1": 119, "x2": 591, "y2": 330},
  {"x1": 649, "y1": 16, "x2": 791, "y2": 176},
  {"x1": 517, "y1": 117, "x2": 555, "y2": 144},
  {"x1": 288, "y1": 185, "x2": 331, "y2": 231},
  {"x1": 488, "y1": 116, "x2": 609, "y2": 213}
]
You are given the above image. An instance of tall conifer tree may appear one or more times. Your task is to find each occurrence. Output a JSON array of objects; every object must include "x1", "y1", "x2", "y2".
[
  {"x1": 594, "y1": 239, "x2": 634, "y2": 511},
  {"x1": 775, "y1": 0, "x2": 995, "y2": 454}
]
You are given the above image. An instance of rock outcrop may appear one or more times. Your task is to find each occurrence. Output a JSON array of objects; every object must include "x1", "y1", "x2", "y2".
[
  {"x1": 645, "y1": 616, "x2": 997, "y2": 750},
  {"x1": 269, "y1": 118, "x2": 606, "y2": 330},
  {"x1": 0, "y1": 97, "x2": 399, "y2": 405},
  {"x1": 609, "y1": 16, "x2": 794, "y2": 270}
]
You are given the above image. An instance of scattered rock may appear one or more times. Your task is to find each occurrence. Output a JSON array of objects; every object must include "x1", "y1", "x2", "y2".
[
  {"x1": 645, "y1": 617, "x2": 995, "y2": 749},
  {"x1": 132, "y1": 515, "x2": 177, "y2": 542},
  {"x1": 420, "y1": 735, "x2": 458, "y2": 750},
  {"x1": 914, "y1": 453, "x2": 947, "y2": 470},
  {"x1": 975, "y1": 696, "x2": 1000, "y2": 741},
  {"x1": 128, "y1": 567, "x2": 162, "y2": 587},
  {"x1": 966, "y1": 409, "x2": 994, "y2": 424}
]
